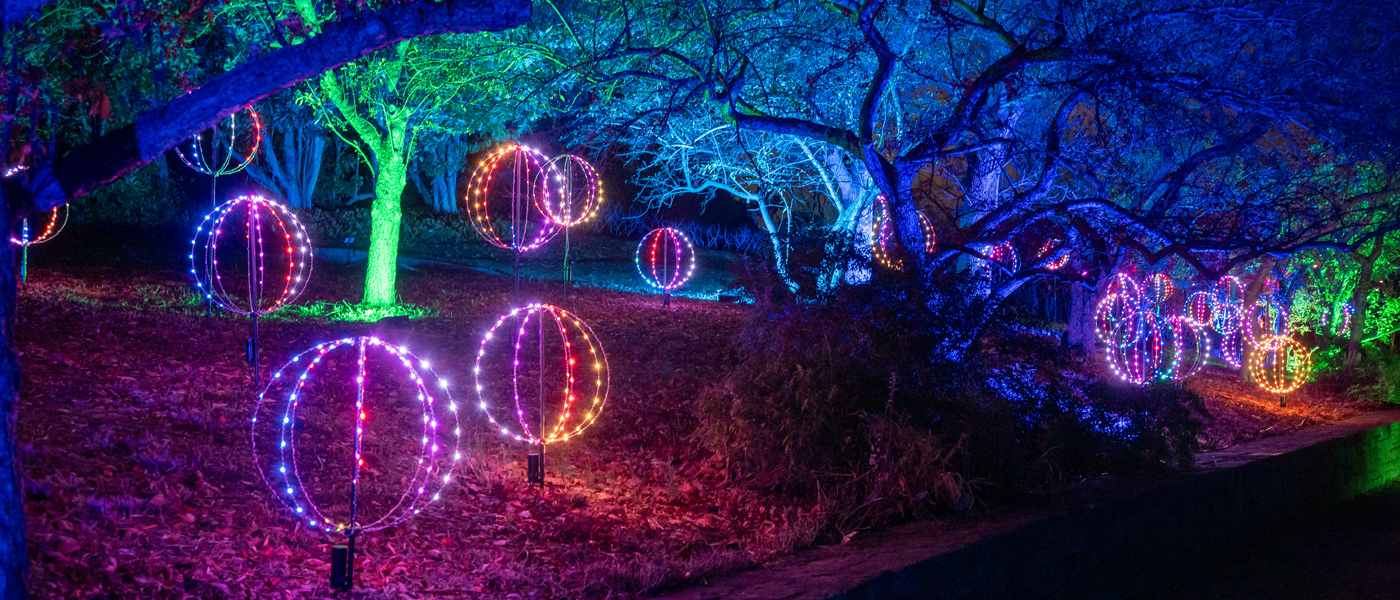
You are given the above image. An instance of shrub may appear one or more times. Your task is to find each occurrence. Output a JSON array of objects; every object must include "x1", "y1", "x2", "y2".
[{"x1": 695, "y1": 243, "x2": 1209, "y2": 540}]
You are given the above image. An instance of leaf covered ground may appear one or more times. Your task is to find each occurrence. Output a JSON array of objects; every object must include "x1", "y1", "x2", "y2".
[{"x1": 14, "y1": 238, "x2": 1386, "y2": 599}]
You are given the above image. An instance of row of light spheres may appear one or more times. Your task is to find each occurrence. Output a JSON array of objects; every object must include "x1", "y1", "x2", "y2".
[
  {"x1": 1096, "y1": 272, "x2": 1313, "y2": 393},
  {"x1": 463, "y1": 142, "x2": 697, "y2": 298},
  {"x1": 230, "y1": 144, "x2": 615, "y2": 549}
]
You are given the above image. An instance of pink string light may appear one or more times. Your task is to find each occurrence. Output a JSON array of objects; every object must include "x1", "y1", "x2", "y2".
[
  {"x1": 251, "y1": 337, "x2": 460, "y2": 534},
  {"x1": 190, "y1": 195, "x2": 312, "y2": 315},
  {"x1": 464, "y1": 144, "x2": 559, "y2": 252},
  {"x1": 474, "y1": 304, "x2": 610, "y2": 446}
]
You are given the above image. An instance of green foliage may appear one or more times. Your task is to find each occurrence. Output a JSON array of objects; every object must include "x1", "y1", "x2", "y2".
[{"x1": 281, "y1": 301, "x2": 436, "y2": 322}]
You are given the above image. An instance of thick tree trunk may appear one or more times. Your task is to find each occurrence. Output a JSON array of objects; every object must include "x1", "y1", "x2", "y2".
[
  {"x1": 363, "y1": 150, "x2": 406, "y2": 306},
  {"x1": 0, "y1": 185, "x2": 26, "y2": 599},
  {"x1": 1346, "y1": 236, "x2": 1386, "y2": 368},
  {"x1": 1067, "y1": 282, "x2": 1094, "y2": 352}
]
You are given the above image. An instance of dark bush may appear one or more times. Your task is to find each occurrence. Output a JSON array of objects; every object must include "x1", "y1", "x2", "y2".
[{"x1": 695, "y1": 240, "x2": 1209, "y2": 540}]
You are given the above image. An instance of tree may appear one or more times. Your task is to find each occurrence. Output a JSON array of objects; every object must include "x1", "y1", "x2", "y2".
[
  {"x1": 0, "y1": 1, "x2": 529, "y2": 596},
  {"x1": 549, "y1": 0, "x2": 1400, "y2": 354},
  {"x1": 245, "y1": 99, "x2": 326, "y2": 209}
]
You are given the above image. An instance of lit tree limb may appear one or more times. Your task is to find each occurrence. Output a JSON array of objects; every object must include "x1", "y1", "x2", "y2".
[{"x1": 30, "y1": 0, "x2": 530, "y2": 208}]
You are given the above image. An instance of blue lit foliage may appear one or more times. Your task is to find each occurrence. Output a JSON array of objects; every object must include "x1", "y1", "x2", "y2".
[{"x1": 545, "y1": 0, "x2": 1400, "y2": 318}]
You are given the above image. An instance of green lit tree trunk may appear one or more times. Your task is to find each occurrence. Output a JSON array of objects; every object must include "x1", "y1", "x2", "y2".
[
  {"x1": 1347, "y1": 236, "x2": 1387, "y2": 368},
  {"x1": 364, "y1": 149, "x2": 406, "y2": 305},
  {"x1": 319, "y1": 62, "x2": 413, "y2": 307}
]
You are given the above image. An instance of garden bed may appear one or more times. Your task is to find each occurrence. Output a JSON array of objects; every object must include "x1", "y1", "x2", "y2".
[{"x1": 14, "y1": 239, "x2": 1387, "y2": 599}]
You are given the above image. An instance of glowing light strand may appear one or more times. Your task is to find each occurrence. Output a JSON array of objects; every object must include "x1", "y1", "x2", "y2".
[
  {"x1": 635, "y1": 227, "x2": 697, "y2": 291},
  {"x1": 869, "y1": 196, "x2": 935, "y2": 270},
  {"x1": 1248, "y1": 335, "x2": 1313, "y2": 394},
  {"x1": 251, "y1": 337, "x2": 460, "y2": 533},
  {"x1": 174, "y1": 108, "x2": 263, "y2": 177},
  {"x1": 190, "y1": 194, "x2": 313, "y2": 315},
  {"x1": 474, "y1": 304, "x2": 610, "y2": 446},
  {"x1": 463, "y1": 144, "x2": 559, "y2": 252}
]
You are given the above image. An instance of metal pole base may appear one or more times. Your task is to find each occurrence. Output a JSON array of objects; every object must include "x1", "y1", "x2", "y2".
[
  {"x1": 1280, "y1": 396, "x2": 1287, "y2": 408},
  {"x1": 527, "y1": 452, "x2": 545, "y2": 486},
  {"x1": 662, "y1": 290, "x2": 670, "y2": 307}
]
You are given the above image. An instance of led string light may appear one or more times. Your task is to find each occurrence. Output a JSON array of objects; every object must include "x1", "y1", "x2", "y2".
[
  {"x1": 1209, "y1": 276, "x2": 1245, "y2": 335},
  {"x1": 463, "y1": 144, "x2": 559, "y2": 252},
  {"x1": 1321, "y1": 302, "x2": 1355, "y2": 336},
  {"x1": 174, "y1": 107, "x2": 263, "y2": 177},
  {"x1": 1241, "y1": 298, "x2": 1290, "y2": 344},
  {"x1": 636, "y1": 227, "x2": 697, "y2": 292},
  {"x1": 176, "y1": 107, "x2": 263, "y2": 215},
  {"x1": 1184, "y1": 291, "x2": 1212, "y2": 326},
  {"x1": 1094, "y1": 273, "x2": 1144, "y2": 345},
  {"x1": 8, "y1": 205, "x2": 67, "y2": 247},
  {"x1": 1146, "y1": 273, "x2": 1174, "y2": 307},
  {"x1": 1106, "y1": 313, "x2": 1211, "y2": 384},
  {"x1": 983, "y1": 242, "x2": 1020, "y2": 283},
  {"x1": 1034, "y1": 239, "x2": 1069, "y2": 270},
  {"x1": 538, "y1": 154, "x2": 603, "y2": 227},
  {"x1": 190, "y1": 194, "x2": 313, "y2": 315},
  {"x1": 869, "y1": 196, "x2": 935, "y2": 270},
  {"x1": 251, "y1": 337, "x2": 460, "y2": 534},
  {"x1": 1219, "y1": 330, "x2": 1244, "y2": 368},
  {"x1": 474, "y1": 304, "x2": 610, "y2": 446},
  {"x1": 1248, "y1": 334, "x2": 1313, "y2": 394}
]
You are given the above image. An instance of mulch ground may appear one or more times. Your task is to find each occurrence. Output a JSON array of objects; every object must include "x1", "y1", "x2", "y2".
[{"x1": 13, "y1": 238, "x2": 1388, "y2": 599}]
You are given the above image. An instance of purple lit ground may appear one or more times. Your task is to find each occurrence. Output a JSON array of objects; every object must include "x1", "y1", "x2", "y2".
[{"x1": 13, "y1": 239, "x2": 1387, "y2": 598}]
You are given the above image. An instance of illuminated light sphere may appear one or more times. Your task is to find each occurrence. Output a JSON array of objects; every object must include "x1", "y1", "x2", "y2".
[
  {"x1": 1146, "y1": 274, "x2": 1174, "y2": 306},
  {"x1": 1107, "y1": 313, "x2": 1210, "y2": 384},
  {"x1": 870, "y1": 196, "x2": 935, "y2": 270},
  {"x1": 636, "y1": 227, "x2": 697, "y2": 291},
  {"x1": 462, "y1": 144, "x2": 559, "y2": 252},
  {"x1": 1242, "y1": 298, "x2": 1290, "y2": 344},
  {"x1": 9, "y1": 205, "x2": 67, "y2": 247},
  {"x1": 1095, "y1": 292, "x2": 1143, "y2": 345},
  {"x1": 538, "y1": 154, "x2": 603, "y2": 227},
  {"x1": 1104, "y1": 272, "x2": 1142, "y2": 306},
  {"x1": 1159, "y1": 316, "x2": 1211, "y2": 380},
  {"x1": 1209, "y1": 276, "x2": 1246, "y2": 335},
  {"x1": 1094, "y1": 273, "x2": 1143, "y2": 344},
  {"x1": 251, "y1": 337, "x2": 460, "y2": 534},
  {"x1": 983, "y1": 242, "x2": 1020, "y2": 282},
  {"x1": 1184, "y1": 291, "x2": 1213, "y2": 326},
  {"x1": 1248, "y1": 335, "x2": 1313, "y2": 394},
  {"x1": 474, "y1": 304, "x2": 610, "y2": 446},
  {"x1": 175, "y1": 107, "x2": 262, "y2": 177},
  {"x1": 1322, "y1": 302, "x2": 1355, "y2": 336},
  {"x1": 1219, "y1": 330, "x2": 1244, "y2": 368},
  {"x1": 190, "y1": 194, "x2": 313, "y2": 315}
]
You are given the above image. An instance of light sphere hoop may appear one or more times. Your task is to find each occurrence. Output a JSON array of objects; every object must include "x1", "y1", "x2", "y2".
[
  {"x1": 1248, "y1": 335, "x2": 1313, "y2": 394},
  {"x1": 1242, "y1": 299, "x2": 1290, "y2": 344},
  {"x1": 870, "y1": 196, "x2": 935, "y2": 270},
  {"x1": 1146, "y1": 274, "x2": 1174, "y2": 306},
  {"x1": 463, "y1": 144, "x2": 559, "y2": 252},
  {"x1": 252, "y1": 337, "x2": 461, "y2": 534},
  {"x1": 474, "y1": 304, "x2": 610, "y2": 446},
  {"x1": 1209, "y1": 276, "x2": 1246, "y2": 335},
  {"x1": 636, "y1": 227, "x2": 697, "y2": 291},
  {"x1": 175, "y1": 107, "x2": 262, "y2": 177},
  {"x1": 190, "y1": 194, "x2": 313, "y2": 316},
  {"x1": 1107, "y1": 313, "x2": 1209, "y2": 384},
  {"x1": 539, "y1": 154, "x2": 603, "y2": 227},
  {"x1": 5, "y1": 164, "x2": 68, "y2": 247}
]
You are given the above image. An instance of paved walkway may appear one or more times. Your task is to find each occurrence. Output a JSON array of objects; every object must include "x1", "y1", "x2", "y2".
[{"x1": 1145, "y1": 476, "x2": 1400, "y2": 600}]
